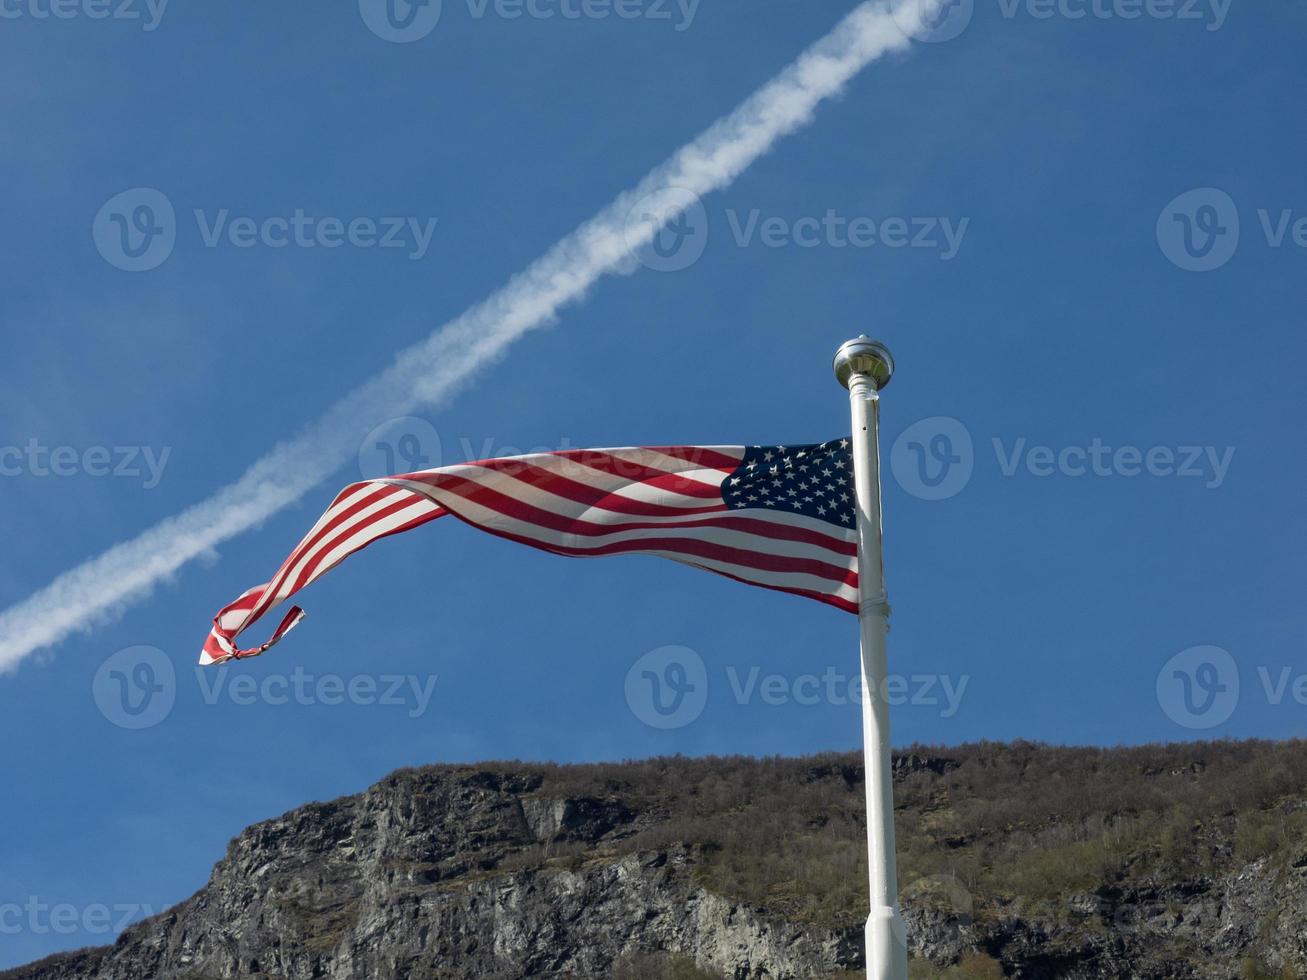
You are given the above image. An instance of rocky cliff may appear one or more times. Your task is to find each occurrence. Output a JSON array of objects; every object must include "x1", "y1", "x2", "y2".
[{"x1": 6, "y1": 742, "x2": 1307, "y2": 979}]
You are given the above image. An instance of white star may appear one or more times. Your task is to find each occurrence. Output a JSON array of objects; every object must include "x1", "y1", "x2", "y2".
[
  {"x1": 841, "y1": 513, "x2": 851, "y2": 523},
  {"x1": 763, "y1": 451, "x2": 774, "y2": 462},
  {"x1": 839, "y1": 439, "x2": 849, "y2": 449}
]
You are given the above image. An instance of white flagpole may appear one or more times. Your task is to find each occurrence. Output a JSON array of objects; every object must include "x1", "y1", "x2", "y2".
[{"x1": 834, "y1": 337, "x2": 908, "y2": 980}]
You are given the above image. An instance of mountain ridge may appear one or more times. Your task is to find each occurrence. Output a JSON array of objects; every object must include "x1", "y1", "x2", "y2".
[{"x1": 7, "y1": 741, "x2": 1307, "y2": 979}]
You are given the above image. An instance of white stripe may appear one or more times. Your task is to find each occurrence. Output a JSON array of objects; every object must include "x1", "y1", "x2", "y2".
[
  {"x1": 554, "y1": 461, "x2": 731, "y2": 497},
  {"x1": 515, "y1": 468, "x2": 730, "y2": 510},
  {"x1": 243, "y1": 482, "x2": 390, "y2": 619},
  {"x1": 236, "y1": 446, "x2": 848, "y2": 639},
  {"x1": 295, "y1": 482, "x2": 383, "y2": 548},
  {"x1": 501, "y1": 464, "x2": 727, "y2": 510},
  {"x1": 387, "y1": 478, "x2": 855, "y2": 561},
  {"x1": 401, "y1": 486, "x2": 855, "y2": 583},
  {"x1": 710, "y1": 503, "x2": 858, "y2": 542},
  {"x1": 428, "y1": 458, "x2": 730, "y2": 511},
  {"x1": 584, "y1": 521, "x2": 857, "y2": 571},
  {"x1": 295, "y1": 498, "x2": 440, "y2": 594},
  {"x1": 261, "y1": 486, "x2": 424, "y2": 609},
  {"x1": 249, "y1": 483, "x2": 409, "y2": 622},
  {"x1": 555, "y1": 446, "x2": 745, "y2": 471},
  {"x1": 390, "y1": 475, "x2": 856, "y2": 556},
  {"x1": 218, "y1": 606, "x2": 256, "y2": 632},
  {"x1": 385, "y1": 476, "x2": 730, "y2": 529},
  {"x1": 656, "y1": 551, "x2": 860, "y2": 605}
]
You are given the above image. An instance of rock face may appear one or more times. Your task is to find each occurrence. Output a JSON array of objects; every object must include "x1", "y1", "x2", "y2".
[
  {"x1": 2, "y1": 768, "x2": 854, "y2": 980},
  {"x1": 5, "y1": 745, "x2": 1307, "y2": 979}
]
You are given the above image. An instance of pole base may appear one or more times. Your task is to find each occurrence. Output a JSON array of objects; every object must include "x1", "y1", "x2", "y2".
[{"x1": 866, "y1": 906, "x2": 908, "y2": 980}]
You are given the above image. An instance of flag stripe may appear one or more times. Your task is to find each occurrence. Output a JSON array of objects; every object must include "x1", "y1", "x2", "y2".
[
  {"x1": 551, "y1": 446, "x2": 744, "y2": 473},
  {"x1": 202, "y1": 441, "x2": 858, "y2": 664},
  {"x1": 472, "y1": 451, "x2": 731, "y2": 500},
  {"x1": 244, "y1": 483, "x2": 410, "y2": 627},
  {"x1": 294, "y1": 497, "x2": 444, "y2": 596},
  {"x1": 431, "y1": 502, "x2": 860, "y2": 603},
  {"x1": 390, "y1": 474, "x2": 856, "y2": 571},
  {"x1": 693, "y1": 563, "x2": 859, "y2": 614},
  {"x1": 410, "y1": 463, "x2": 730, "y2": 518},
  {"x1": 288, "y1": 495, "x2": 441, "y2": 597},
  {"x1": 408, "y1": 481, "x2": 858, "y2": 585},
  {"x1": 390, "y1": 476, "x2": 855, "y2": 555}
]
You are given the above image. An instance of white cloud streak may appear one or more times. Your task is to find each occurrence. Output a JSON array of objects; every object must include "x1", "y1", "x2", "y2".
[{"x1": 0, "y1": 0, "x2": 934, "y2": 673}]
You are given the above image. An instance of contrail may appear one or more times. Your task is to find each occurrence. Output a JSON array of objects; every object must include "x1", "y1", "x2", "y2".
[{"x1": 0, "y1": 0, "x2": 937, "y2": 673}]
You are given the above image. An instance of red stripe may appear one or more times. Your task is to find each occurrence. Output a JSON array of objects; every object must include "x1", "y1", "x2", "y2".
[
  {"x1": 413, "y1": 470, "x2": 721, "y2": 532},
  {"x1": 551, "y1": 446, "x2": 742, "y2": 473},
  {"x1": 222, "y1": 591, "x2": 261, "y2": 614},
  {"x1": 465, "y1": 457, "x2": 721, "y2": 501},
  {"x1": 434, "y1": 502, "x2": 859, "y2": 600},
  {"x1": 540, "y1": 449, "x2": 731, "y2": 495},
  {"x1": 592, "y1": 468, "x2": 722, "y2": 499},
  {"x1": 205, "y1": 443, "x2": 859, "y2": 663},
  {"x1": 249, "y1": 483, "x2": 404, "y2": 622},
  {"x1": 463, "y1": 454, "x2": 725, "y2": 502},
  {"x1": 207, "y1": 506, "x2": 446, "y2": 659},
  {"x1": 420, "y1": 480, "x2": 856, "y2": 587},
  {"x1": 287, "y1": 495, "x2": 439, "y2": 594},
  {"x1": 703, "y1": 564, "x2": 859, "y2": 614},
  {"x1": 407, "y1": 470, "x2": 854, "y2": 556},
  {"x1": 410, "y1": 466, "x2": 730, "y2": 520}
]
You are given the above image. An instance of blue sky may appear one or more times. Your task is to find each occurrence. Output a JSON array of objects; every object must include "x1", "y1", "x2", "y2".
[{"x1": 2, "y1": 0, "x2": 1305, "y2": 967}]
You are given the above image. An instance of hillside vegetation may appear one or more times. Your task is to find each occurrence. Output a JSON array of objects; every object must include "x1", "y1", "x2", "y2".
[
  {"x1": 6, "y1": 740, "x2": 1307, "y2": 979},
  {"x1": 494, "y1": 740, "x2": 1307, "y2": 977}
]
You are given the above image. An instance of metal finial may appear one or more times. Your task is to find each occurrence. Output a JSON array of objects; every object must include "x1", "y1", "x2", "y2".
[{"x1": 833, "y1": 337, "x2": 894, "y2": 391}]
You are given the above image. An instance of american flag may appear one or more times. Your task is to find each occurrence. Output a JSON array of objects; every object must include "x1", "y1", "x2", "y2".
[{"x1": 201, "y1": 439, "x2": 859, "y2": 665}]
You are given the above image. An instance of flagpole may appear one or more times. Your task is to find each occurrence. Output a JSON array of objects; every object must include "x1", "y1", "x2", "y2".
[{"x1": 834, "y1": 337, "x2": 908, "y2": 980}]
